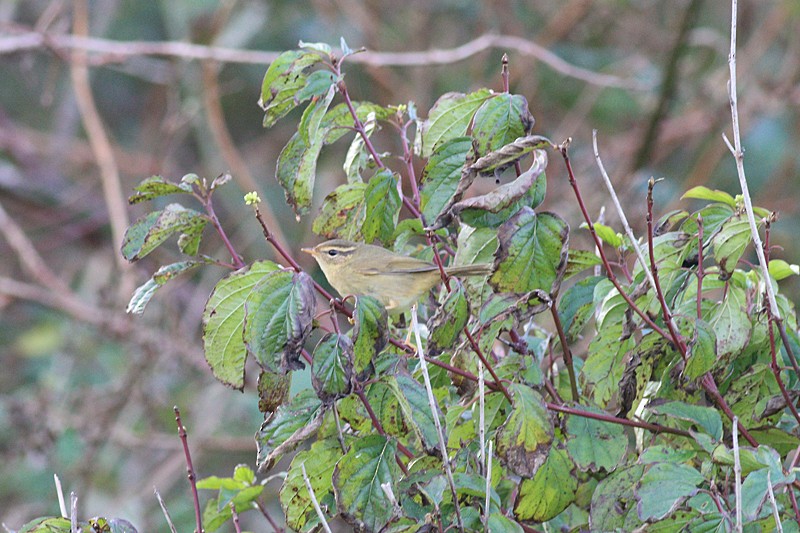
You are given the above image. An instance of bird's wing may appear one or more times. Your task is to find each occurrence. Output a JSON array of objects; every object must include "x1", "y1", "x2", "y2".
[{"x1": 356, "y1": 256, "x2": 437, "y2": 275}]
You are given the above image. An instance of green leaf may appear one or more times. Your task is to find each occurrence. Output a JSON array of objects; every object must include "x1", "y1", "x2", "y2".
[
  {"x1": 472, "y1": 93, "x2": 535, "y2": 155},
  {"x1": 203, "y1": 261, "x2": 281, "y2": 389},
  {"x1": 312, "y1": 182, "x2": 367, "y2": 240},
  {"x1": 495, "y1": 383, "x2": 554, "y2": 477},
  {"x1": 590, "y1": 465, "x2": 645, "y2": 530},
  {"x1": 639, "y1": 445, "x2": 697, "y2": 464},
  {"x1": 487, "y1": 513, "x2": 524, "y2": 533},
  {"x1": 712, "y1": 214, "x2": 750, "y2": 276},
  {"x1": 635, "y1": 462, "x2": 704, "y2": 521},
  {"x1": 455, "y1": 225, "x2": 498, "y2": 306},
  {"x1": 280, "y1": 438, "x2": 343, "y2": 532},
  {"x1": 563, "y1": 249, "x2": 603, "y2": 279},
  {"x1": 427, "y1": 280, "x2": 469, "y2": 356},
  {"x1": 127, "y1": 175, "x2": 192, "y2": 204},
  {"x1": 257, "y1": 370, "x2": 291, "y2": 413},
  {"x1": 126, "y1": 260, "x2": 205, "y2": 315},
  {"x1": 259, "y1": 50, "x2": 324, "y2": 128},
  {"x1": 419, "y1": 136, "x2": 472, "y2": 223},
  {"x1": 243, "y1": 270, "x2": 316, "y2": 374},
  {"x1": 769, "y1": 259, "x2": 800, "y2": 281},
  {"x1": 589, "y1": 222, "x2": 624, "y2": 249},
  {"x1": 565, "y1": 405, "x2": 627, "y2": 473},
  {"x1": 362, "y1": 169, "x2": 401, "y2": 245},
  {"x1": 684, "y1": 319, "x2": 717, "y2": 379},
  {"x1": 233, "y1": 464, "x2": 255, "y2": 484},
  {"x1": 391, "y1": 372, "x2": 441, "y2": 453},
  {"x1": 333, "y1": 435, "x2": 400, "y2": 532},
  {"x1": 121, "y1": 204, "x2": 208, "y2": 261},
  {"x1": 558, "y1": 276, "x2": 603, "y2": 343},
  {"x1": 256, "y1": 390, "x2": 323, "y2": 469},
  {"x1": 342, "y1": 113, "x2": 377, "y2": 183},
  {"x1": 18, "y1": 517, "x2": 72, "y2": 533},
  {"x1": 352, "y1": 295, "x2": 389, "y2": 377},
  {"x1": 649, "y1": 401, "x2": 722, "y2": 441},
  {"x1": 299, "y1": 40, "x2": 333, "y2": 56},
  {"x1": 275, "y1": 86, "x2": 336, "y2": 216},
  {"x1": 490, "y1": 207, "x2": 569, "y2": 295},
  {"x1": 312, "y1": 333, "x2": 354, "y2": 403},
  {"x1": 419, "y1": 89, "x2": 492, "y2": 158},
  {"x1": 295, "y1": 69, "x2": 337, "y2": 102},
  {"x1": 682, "y1": 186, "x2": 736, "y2": 207},
  {"x1": 514, "y1": 445, "x2": 577, "y2": 521},
  {"x1": 739, "y1": 447, "x2": 796, "y2": 522},
  {"x1": 581, "y1": 324, "x2": 634, "y2": 407},
  {"x1": 707, "y1": 283, "x2": 750, "y2": 360}
]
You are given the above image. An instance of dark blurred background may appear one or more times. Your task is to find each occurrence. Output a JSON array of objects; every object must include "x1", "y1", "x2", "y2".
[{"x1": 1, "y1": 0, "x2": 798, "y2": 530}]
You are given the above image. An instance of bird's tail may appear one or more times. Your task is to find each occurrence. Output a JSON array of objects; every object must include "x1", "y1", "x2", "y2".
[{"x1": 444, "y1": 263, "x2": 493, "y2": 277}]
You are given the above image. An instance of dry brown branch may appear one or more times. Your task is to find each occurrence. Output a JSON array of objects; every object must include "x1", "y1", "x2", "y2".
[
  {"x1": 68, "y1": 0, "x2": 133, "y2": 298},
  {"x1": 0, "y1": 27, "x2": 649, "y2": 90}
]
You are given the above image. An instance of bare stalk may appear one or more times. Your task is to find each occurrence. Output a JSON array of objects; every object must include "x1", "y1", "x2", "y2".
[
  {"x1": 732, "y1": 415, "x2": 743, "y2": 533},
  {"x1": 592, "y1": 132, "x2": 686, "y2": 354},
  {"x1": 70, "y1": 492, "x2": 78, "y2": 533},
  {"x1": 767, "y1": 471, "x2": 784, "y2": 533},
  {"x1": 54, "y1": 474, "x2": 67, "y2": 518},
  {"x1": 154, "y1": 487, "x2": 178, "y2": 533},
  {"x1": 724, "y1": 0, "x2": 799, "y2": 375},
  {"x1": 301, "y1": 463, "x2": 333, "y2": 533},
  {"x1": 410, "y1": 305, "x2": 464, "y2": 532}
]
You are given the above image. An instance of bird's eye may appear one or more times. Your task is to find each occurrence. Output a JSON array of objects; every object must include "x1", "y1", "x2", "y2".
[{"x1": 327, "y1": 249, "x2": 338, "y2": 257}]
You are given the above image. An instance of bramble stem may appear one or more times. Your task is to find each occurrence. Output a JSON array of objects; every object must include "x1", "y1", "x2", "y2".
[
  {"x1": 204, "y1": 193, "x2": 245, "y2": 270},
  {"x1": 549, "y1": 304, "x2": 579, "y2": 401},
  {"x1": 646, "y1": 178, "x2": 687, "y2": 358},
  {"x1": 174, "y1": 407, "x2": 204, "y2": 533}
]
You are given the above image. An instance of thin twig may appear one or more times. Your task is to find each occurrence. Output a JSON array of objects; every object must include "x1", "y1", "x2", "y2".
[
  {"x1": 230, "y1": 502, "x2": 242, "y2": 533},
  {"x1": 732, "y1": 415, "x2": 743, "y2": 533},
  {"x1": 592, "y1": 132, "x2": 686, "y2": 354},
  {"x1": 254, "y1": 501, "x2": 284, "y2": 533},
  {"x1": 767, "y1": 471, "x2": 784, "y2": 533},
  {"x1": 301, "y1": 463, "x2": 333, "y2": 533},
  {"x1": 0, "y1": 29, "x2": 648, "y2": 90},
  {"x1": 0, "y1": 200, "x2": 73, "y2": 294},
  {"x1": 410, "y1": 305, "x2": 464, "y2": 532},
  {"x1": 174, "y1": 406, "x2": 204, "y2": 533},
  {"x1": 154, "y1": 487, "x2": 178, "y2": 533},
  {"x1": 203, "y1": 189, "x2": 245, "y2": 269},
  {"x1": 70, "y1": 492, "x2": 78, "y2": 533},
  {"x1": 478, "y1": 360, "x2": 486, "y2": 475},
  {"x1": 54, "y1": 474, "x2": 67, "y2": 518},
  {"x1": 484, "y1": 440, "x2": 493, "y2": 529},
  {"x1": 549, "y1": 304, "x2": 579, "y2": 401},
  {"x1": 724, "y1": 0, "x2": 798, "y2": 374}
]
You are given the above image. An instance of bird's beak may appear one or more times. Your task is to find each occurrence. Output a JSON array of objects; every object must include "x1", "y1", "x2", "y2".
[{"x1": 301, "y1": 247, "x2": 315, "y2": 256}]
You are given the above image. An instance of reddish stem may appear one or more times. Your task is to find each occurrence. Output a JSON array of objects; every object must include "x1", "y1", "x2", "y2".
[
  {"x1": 558, "y1": 143, "x2": 671, "y2": 341},
  {"x1": 174, "y1": 406, "x2": 204, "y2": 533},
  {"x1": 549, "y1": 303, "x2": 579, "y2": 402},
  {"x1": 646, "y1": 179, "x2": 688, "y2": 358},
  {"x1": 546, "y1": 402, "x2": 690, "y2": 438},
  {"x1": 204, "y1": 194, "x2": 245, "y2": 270}
]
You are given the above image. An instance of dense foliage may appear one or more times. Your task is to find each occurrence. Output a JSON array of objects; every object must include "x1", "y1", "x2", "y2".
[{"x1": 14, "y1": 32, "x2": 800, "y2": 533}]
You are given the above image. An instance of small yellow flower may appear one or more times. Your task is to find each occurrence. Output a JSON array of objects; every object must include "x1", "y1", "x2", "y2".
[{"x1": 244, "y1": 192, "x2": 261, "y2": 205}]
